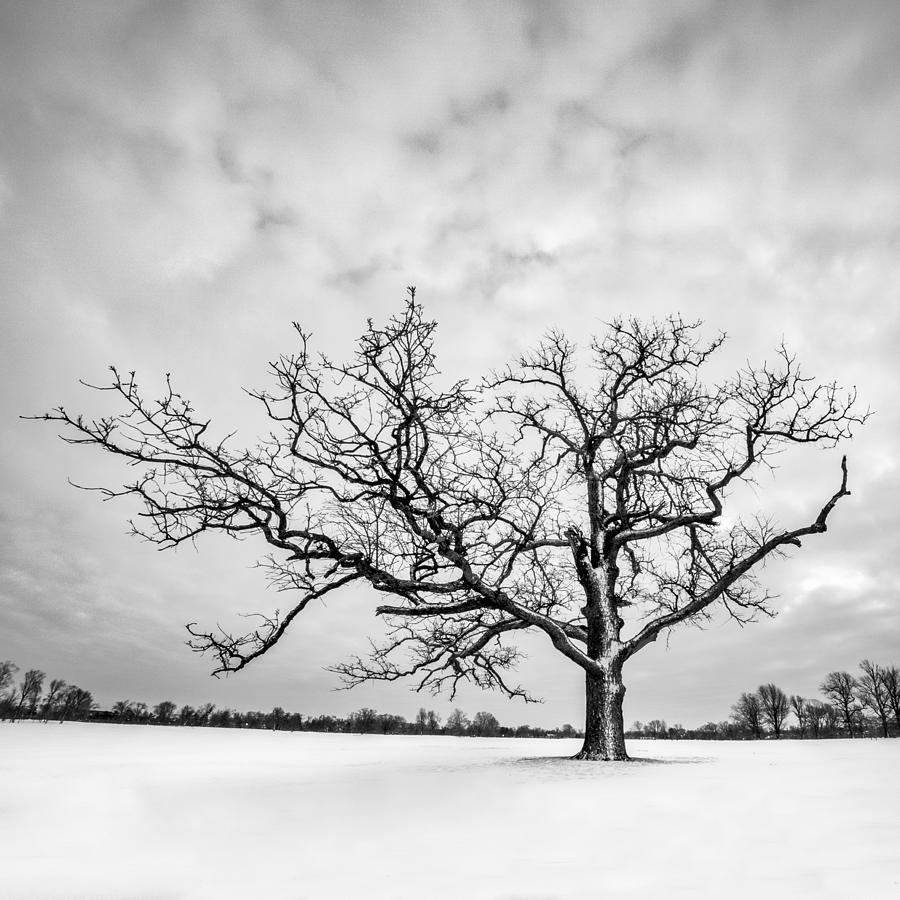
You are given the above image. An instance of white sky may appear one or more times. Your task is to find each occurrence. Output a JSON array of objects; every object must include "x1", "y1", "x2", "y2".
[{"x1": 1, "y1": 0, "x2": 898, "y2": 728}]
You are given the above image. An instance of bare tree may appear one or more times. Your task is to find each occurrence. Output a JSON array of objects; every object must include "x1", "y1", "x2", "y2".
[
  {"x1": 40, "y1": 679, "x2": 68, "y2": 720},
  {"x1": 195, "y1": 702, "x2": 216, "y2": 726},
  {"x1": 153, "y1": 700, "x2": 177, "y2": 724},
  {"x1": 858, "y1": 660, "x2": 891, "y2": 737},
  {"x1": 722, "y1": 720, "x2": 743, "y2": 739},
  {"x1": 820, "y1": 671, "x2": 860, "y2": 738},
  {"x1": 0, "y1": 660, "x2": 19, "y2": 720},
  {"x1": 823, "y1": 702, "x2": 841, "y2": 735},
  {"x1": 471, "y1": 711, "x2": 501, "y2": 737},
  {"x1": 213, "y1": 708, "x2": 236, "y2": 728},
  {"x1": 415, "y1": 706, "x2": 441, "y2": 734},
  {"x1": 446, "y1": 708, "x2": 470, "y2": 736},
  {"x1": 790, "y1": 695, "x2": 808, "y2": 738},
  {"x1": 644, "y1": 719, "x2": 668, "y2": 738},
  {"x1": 0, "y1": 660, "x2": 18, "y2": 718},
  {"x1": 35, "y1": 293, "x2": 866, "y2": 760},
  {"x1": 0, "y1": 660, "x2": 17, "y2": 696},
  {"x1": 732, "y1": 692, "x2": 763, "y2": 739},
  {"x1": 112, "y1": 699, "x2": 134, "y2": 721},
  {"x1": 806, "y1": 700, "x2": 828, "y2": 739},
  {"x1": 58, "y1": 686, "x2": 94, "y2": 722},
  {"x1": 351, "y1": 707, "x2": 378, "y2": 734},
  {"x1": 12, "y1": 669, "x2": 45, "y2": 721},
  {"x1": 758, "y1": 683, "x2": 790, "y2": 738},
  {"x1": 377, "y1": 713, "x2": 406, "y2": 734},
  {"x1": 880, "y1": 665, "x2": 900, "y2": 732}
]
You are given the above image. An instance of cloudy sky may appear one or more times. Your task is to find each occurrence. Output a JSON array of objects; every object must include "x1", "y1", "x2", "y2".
[{"x1": 2, "y1": 0, "x2": 898, "y2": 729}]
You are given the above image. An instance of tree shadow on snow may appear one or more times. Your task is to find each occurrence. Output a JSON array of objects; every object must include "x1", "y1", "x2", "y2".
[{"x1": 503, "y1": 754, "x2": 711, "y2": 779}]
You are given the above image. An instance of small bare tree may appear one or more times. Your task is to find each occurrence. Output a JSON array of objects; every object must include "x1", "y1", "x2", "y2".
[
  {"x1": 446, "y1": 708, "x2": 470, "y2": 736},
  {"x1": 644, "y1": 719, "x2": 668, "y2": 738},
  {"x1": 471, "y1": 711, "x2": 501, "y2": 736},
  {"x1": 12, "y1": 669, "x2": 45, "y2": 721},
  {"x1": 112, "y1": 699, "x2": 134, "y2": 721},
  {"x1": 0, "y1": 660, "x2": 18, "y2": 720},
  {"x1": 58, "y1": 686, "x2": 94, "y2": 722},
  {"x1": 806, "y1": 700, "x2": 828, "y2": 739},
  {"x1": 426, "y1": 709, "x2": 441, "y2": 733},
  {"x1": 0, "y1": 660, "x2": 17, "y2": 702},
  {"x1": 789, "y1": 695, "x2": 808, "y2": 738},
  {"x1": 195, "y1": 702, "x2": 216, "y2": 726},
  {"x1": 40, "y1": 679, "x2": 68, "y2": 720},
  {"x1": 35, "y1": 293, "x2": 866, "y2": 759},
  {"x1": 758, "y1": 683, "x2": 790, "y2": 738},
  {"x1": 820, "y1": 671, "x2": 860, "y2": 738},
  {"x1": 732, "y1": 692, "x2": 763, "y2": 739},
  {"x1": 857, "y1": 660, "x2": 891, "y2": 737},
  {"x1": 351, "y1": 707, "x2": 378, "y2": 734},
  {"x1": 880, "y1": 665, "x2": 900, "y2": 732},
  {"x1": 153, "y1": 700, "x2": 177, "y2": 724}
]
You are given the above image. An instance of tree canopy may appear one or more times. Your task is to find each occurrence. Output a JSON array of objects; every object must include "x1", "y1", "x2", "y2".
[{"x1": 37, "y1": 289, "x2": 866, "y2": 759}]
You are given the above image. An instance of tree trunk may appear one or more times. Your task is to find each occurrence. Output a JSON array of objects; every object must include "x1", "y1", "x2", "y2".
[{"x1": 574, "y1": 665, "x2": 628, "y2": 761}]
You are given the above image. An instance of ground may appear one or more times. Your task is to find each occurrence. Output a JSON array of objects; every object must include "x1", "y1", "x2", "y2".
[{"x1": 1, "y1": 723, "x2": 897, "y2": 899}]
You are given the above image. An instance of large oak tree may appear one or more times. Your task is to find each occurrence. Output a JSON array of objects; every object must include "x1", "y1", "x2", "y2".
[{"x1": 37, "y1": 290, "x2": 866, "y2": 759}]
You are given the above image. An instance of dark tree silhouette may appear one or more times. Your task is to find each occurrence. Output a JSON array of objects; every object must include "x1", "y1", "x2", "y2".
[
  {"x1": 644, "y1": 719, "x2": 668, "y2": 738},
  {"x1": 820, "y1": 671, "x2": 860, "y2": 737},
  {"x1": 112, "y1": 699, "x2": 134, "y2": 721},
  {"x1": 195, "y1": 703, "x2": 216, "y2": 726},
  {"x1": 12, "y1": 669, "x2": 45, "y2": 721},
  {"x1": 414, "y1": 707, "x2": 441, "y2": 734},
  {"x1": 806, "y1": 700, "x2": 829, "y2": 739},
  {"x1": 35, "y1": 292, "x2": 866, "y2": 759},
  {"x1": 446, "y1": 708, "x2": 470, "y2": 735},
  {"x1": 758, "y1": 683, "x2": 790, "y2": 738},
  {"x1": 732, "y1": 692, "x2": 763, "y2": 739},
  {"x1": 57, "y1": 686, "x2": 94, "y2": 722},
  {"x1": 154, "y1": 700, "x2": 177, "y2": 724},
  {"x1": 881, "y1": 665, "x2": 900, "y2": 731},
  {"x1": 425, "y1": 709, "x2": 441, "y2": 733},
  {"x1": 41, "y1": 679, "x2": 68, "y2": 719},
  {"x1": 789, "y1": 695, "x2": 808, "y2": 738},
  {"x1": 0, "y1": 660, "x2": 17, "y2": 698},
  {"x1": 377, "y1": 712, "x2": 406, "y2": 734},
  {"x1": 351, "y1": 707, "x2": 378, "y2": 734},
  {"x1": 858, "y1": 660, "x2": 891, "y2": 737},
  {"x1": 471, "y1": 711, "x2": 501, "y2": 737}
]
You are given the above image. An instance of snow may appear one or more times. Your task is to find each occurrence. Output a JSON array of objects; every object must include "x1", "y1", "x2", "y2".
[{"x1": 1, "y1": 723, "x2": 898, "y2": 899}]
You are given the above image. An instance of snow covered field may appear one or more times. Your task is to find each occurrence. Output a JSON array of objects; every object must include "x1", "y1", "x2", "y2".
[{"x1": 1, "y1": 723, "x2": 897, "y2": 899}]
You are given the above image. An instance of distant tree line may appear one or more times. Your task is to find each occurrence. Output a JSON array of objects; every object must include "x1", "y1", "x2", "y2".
[
  {"x1": 6, "y1": 655, "x2": 897, "y2": 740},
  {"x1": 0, "y1": 659, "x2": 579, "y2": 738},
  {"x1": 0, "y1": 660, "x2": 95, "y2": 723},
  {"x1": 629, "y1": 659, "x2": 900, "y2": 740}
]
